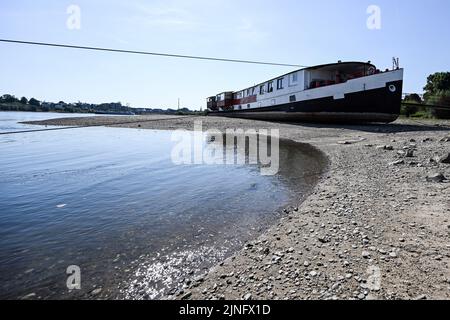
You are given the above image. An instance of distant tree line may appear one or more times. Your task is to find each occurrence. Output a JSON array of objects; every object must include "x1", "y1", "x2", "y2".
[
  {"x1": 0, "y1": 94, "x2": 203, "y2": 115},
  {"x1": 401, "y1": 72, "x2": 450, "y2": 119},
  {"x1": 0, "y1": 95, "x2": 41, "y2": 112}
]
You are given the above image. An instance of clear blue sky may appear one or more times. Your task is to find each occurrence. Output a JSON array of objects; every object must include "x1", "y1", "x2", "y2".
[{"x1": 0, "y1": 0, "x2": 449, "y2": 109}]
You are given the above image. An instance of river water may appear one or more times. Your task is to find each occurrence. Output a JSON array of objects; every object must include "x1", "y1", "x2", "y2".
[{"x1": 0, "y1": 111, "x2": 326, "y2": 299}]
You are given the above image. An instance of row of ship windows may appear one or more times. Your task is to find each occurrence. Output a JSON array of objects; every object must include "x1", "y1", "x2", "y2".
[
  {"x1": 234, "y1": 95, "x2": 297, "y2": 110},
  {"x1": 234, "y1": 72, "x2": 298, "y2": 99}
]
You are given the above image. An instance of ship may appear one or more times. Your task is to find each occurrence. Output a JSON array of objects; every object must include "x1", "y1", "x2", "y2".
[{"x1": 206, "y1": 60, "x2": 403, "y2": 123}]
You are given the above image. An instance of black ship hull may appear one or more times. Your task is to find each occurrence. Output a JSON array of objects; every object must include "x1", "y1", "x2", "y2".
[{"x1": 209, "y1": 80, "x2": 403, "y2": 124}]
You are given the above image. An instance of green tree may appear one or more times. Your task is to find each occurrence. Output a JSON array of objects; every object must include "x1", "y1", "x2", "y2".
[
  {"x1": 424, "y1": 72, "x2": 450, "y2": 100},
  {"x1": 401, "y1": 93, "x2": 423, "y2": 117},
  {"x1": 429, "y1": 90, "x2": 450, "y2": 119},
  {"x1": 423, "y1": 72, "x2": 450, "y2": 119},
  {"x1": 404, "y1": 93, "x2": 422, "y2": 104},
  {"x1": 1, "y1": 94, "x2": 19, "y2": 103},
  {"x1": 29, "y1": 98, "x2": 41, "y2": 106},
  {"x1": 20, "y1": 97, "x2": 28, "y2": 104},
  {"x1": 400, "y1": 104, "x2": 418, "y2": 117}
]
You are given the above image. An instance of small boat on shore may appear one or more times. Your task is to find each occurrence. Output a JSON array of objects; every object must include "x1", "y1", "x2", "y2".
[{"x1": 206, "y1": 60, "x2": 403, "y2": 123}]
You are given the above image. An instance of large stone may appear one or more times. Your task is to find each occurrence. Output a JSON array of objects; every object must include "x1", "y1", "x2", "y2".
[
  {"x1": 438, "y1": 153, "x2": 450, "y2": 164},
  {"x1": 405, "y1": 149, "x2": 415, "y2": 158},
  {"x1": 20, "y1": 293, "x2": 36, "y2": 300},
  {"x1": 91, "y1": 288, "x2": 102, "y2": 296},
  {"x1": 389, "y1": 160, "x2": 405, "y2": 166},
  {"x1": 426, "y1": 173, "x2": 447, "y2": 183},
  {"x1": 377, "y1": 145, "x2": 394, "y2": 151},
  {"x1": 309, "y1": 271, "x2": 318, "y2": 277},
  {"x1": 180, "y1": 291, "x2": 192, "y2": 300}
]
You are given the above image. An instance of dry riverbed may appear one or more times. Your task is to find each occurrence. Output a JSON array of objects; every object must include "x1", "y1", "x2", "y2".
[{"x1": 25, "y1": 115, "x2": 450, "y2": 300}]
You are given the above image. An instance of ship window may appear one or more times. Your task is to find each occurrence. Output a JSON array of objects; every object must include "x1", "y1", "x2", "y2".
[
  {"x1": 277, "y1": 78, "x2": 284, "y2": 90},
  {"x1": 260, "y1": 85, "x2": 265, "y2": 95},
  {"x1": 268, "y1": 81, "x2": 274, "y2": 93},
  {"x1": 292, "y1": 72, "x2": 298, "y2": 82},
  {"x1": 289, "y1": 95, "x2": 296, "y2": 102},
  {"x1": 247, "y1": 104, "x2": 250, "y2": 109}
]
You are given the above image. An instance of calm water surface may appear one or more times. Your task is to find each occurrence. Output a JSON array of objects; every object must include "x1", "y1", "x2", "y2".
[{"x1": 0, "y1": 111, "x2": 325, "y2": 299}]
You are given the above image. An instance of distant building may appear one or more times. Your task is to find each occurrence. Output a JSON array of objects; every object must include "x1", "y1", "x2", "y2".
[{"x1": 41, "y1": 102, "x2": 54, "y2": 109}]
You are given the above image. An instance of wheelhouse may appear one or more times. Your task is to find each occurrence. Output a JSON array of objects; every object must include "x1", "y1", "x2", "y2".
[
  {"x1": 304, "y1": 62, "x2": 379, "y2": 89},
  {"x1": 207, "y1": 96, "x2": 217, "y2": 111},
  {"x1": 211, "y1": 91, "x2": 234, "y2": 111}
]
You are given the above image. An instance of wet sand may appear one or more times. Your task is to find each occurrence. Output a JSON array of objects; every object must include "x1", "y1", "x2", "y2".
[{"x1": 24, "y1": 115, "x2": 450, "y2": 300}]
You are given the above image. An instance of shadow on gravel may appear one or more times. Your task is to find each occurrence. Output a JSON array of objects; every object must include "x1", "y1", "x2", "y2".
[{"x1": 282, "y1": 121, "x2": 450, "y2": 134}]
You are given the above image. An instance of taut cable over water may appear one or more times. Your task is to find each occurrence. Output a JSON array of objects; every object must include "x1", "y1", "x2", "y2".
[{"x1": 0, "y1": 39, "x2": 307, "y2": 68}]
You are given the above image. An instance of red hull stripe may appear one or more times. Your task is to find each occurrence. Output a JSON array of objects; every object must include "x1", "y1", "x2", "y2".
[{"x1": 232, "y1": 96, "x2": 257, "y2": 105}]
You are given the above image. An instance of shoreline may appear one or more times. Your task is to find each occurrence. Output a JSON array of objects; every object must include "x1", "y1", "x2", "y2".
[{"x1": 24, "y1": 115, "x2": 450, "y2": 300}]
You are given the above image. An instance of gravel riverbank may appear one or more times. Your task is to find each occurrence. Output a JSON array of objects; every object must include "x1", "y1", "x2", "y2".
[{"x1": 24, "y1": 115, "x2": 450, "y2": 300}]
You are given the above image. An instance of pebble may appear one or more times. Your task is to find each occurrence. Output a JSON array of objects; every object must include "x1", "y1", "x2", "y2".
[
  {"x1": 91, "y1": 288, "x2": 102, "y2": 296},
  {"x1": 405, "y1": 149, "x2": 415, "y2": 158},
  {"x1": 377, "y1": 145, "x2": 394, "y2": 151},
  {"x1": 180, "y1": 292, "x2": 192, "y2": 300},
  {"x1": 438, "y1": 153, "x2": 450, "y2": 164},
  {"x1": 426, "y1": 173, "x2": 446, "y2": 183},
  {"x1": 390, "y1": 160, "x2": 405, "y2": 166},
  {"x1": 21, "y1": 293, "x2": 36, "y2": 300},
  {"x1": 243, "y1": 293, "x2": 252, "y2": 300}
]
